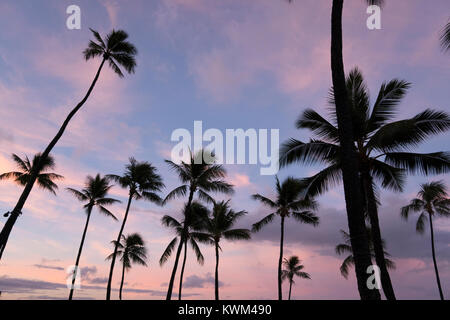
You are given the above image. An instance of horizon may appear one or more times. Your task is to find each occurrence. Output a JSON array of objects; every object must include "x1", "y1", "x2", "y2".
[{"x1": 0, "y1": 0, "x2": 449, "y2": 300}]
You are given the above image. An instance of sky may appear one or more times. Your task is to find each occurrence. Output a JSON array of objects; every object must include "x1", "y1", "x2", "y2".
[{"x1": 0, "y1": 0, "x2": 449, "y2": 300}]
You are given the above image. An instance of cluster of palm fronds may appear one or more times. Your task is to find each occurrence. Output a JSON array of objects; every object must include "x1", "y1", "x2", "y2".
[{"x1": 1, "y1": 1, "x2": 449, "y2": 300}]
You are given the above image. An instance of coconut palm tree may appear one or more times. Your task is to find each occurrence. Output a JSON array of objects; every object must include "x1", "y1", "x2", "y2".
[
  {"x1": 0, "y1": 29, "x2": 137, "y2": 261},
  {"x1": 106, "y1": 233, "x2": 148, "y2": 300},
  {"x1": 67, "y1": 174, "x2": 120, "y2": 300},
  {"x1": 105, "y1": 158, "x2": 164, "y2": 300},
  {"x1": 440, "y1": 20, "x2": 450, "y2": 52},
  {"x1": 162, "y1": 149, "x2": 233, "y2": 300},
  {"x1": 280, "y1": 67, "x2": 450, "y2": 299},
  {"x1": 281, "y1": 256, "x2": 311, "y2": 300},
  {"x1": 0, "y1": 153, "x2": 63, "y2": 201},
  {"x1": 201, "y1": 200, "x2": 251, "y2": 300},
  {"x1": 252, "y1": 177, "x2": 319, "y2": 300},
  {"x1": 284, "y1": 0, "x2": 385, "y2": 300},
  {"x1": 401, "y1": 181, "x2": 450, "y2": 300},
  {"x1": 336, "y1": 228, "x2": 395, "y2": 279},
  {"x1": 160, "y1": 201, "x2": 211, "y2": 300}
]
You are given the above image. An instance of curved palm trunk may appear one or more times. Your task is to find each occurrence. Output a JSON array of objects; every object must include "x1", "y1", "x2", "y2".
[
  {"x1": 215, "y1": 242, "x2": 220, "y2": 301},
  {"x1": 69, "y1": 206, "x2": 93, "y2": 300},
  {"x1": 178, "y1": 239, "x2": 188, "y2": 300},
  {"x1": 106, "y1": 192, "x2": 133, "y2": 300},
  {"x1": 0, "y1": 58, "x2": 107, "y2": 261},
  {"x1": 428, "y1": 212, "x2": 444, "y2": 300},
  {"x1": 278, "y1": 216, "x2": 285, "y2": 300},
  {"x1": 166, "y1": 188, "x2": 195, "y2": 300},
  {"x1": 362, "y1": 173, "x2": 396, "y2": 300},
  {"x1": 331, "y1": 0, "x2": 380, "y2": 300},
  {"x1": 119, "y1": 262, "x2": 126, "y2": 300},
  {"x1": 288, "y1": 280, "x2": 293, "y2": 301},
  {"x1": 166, "y1": 236, "x2": 184, "y2": 300}
]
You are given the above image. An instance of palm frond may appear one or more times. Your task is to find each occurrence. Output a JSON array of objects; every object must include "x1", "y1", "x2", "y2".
[
  {"x1": 279, "y1": 139, "x2": 339, "y2": 168},
  {"x1": 296, "y1": 109, "x2": 339, "y2": 142},
  {"x1": 440, "y1": 21, "x2": 450, "y2": 52},
  {"x1": 251, "y1": 194, "x2": 277, "y2": 209},
  {"x1": 222, "y1": 229, "x2": 251, "y2": 241},
  {"x1": 291, "y1": 211, "x2": 319, "y2": 226},
  {"x1": 367, "y1": 79, "x2": 411, "y2": 132},
  {"x1": 252, "y1": 213, "x2": 276, "y2": 232},
  {"x1": 384, "y1": 152, "x2": 450, "y2": 176},
  {"x1": 159, "y1": 237, "x2": 178, "y2": 266}
]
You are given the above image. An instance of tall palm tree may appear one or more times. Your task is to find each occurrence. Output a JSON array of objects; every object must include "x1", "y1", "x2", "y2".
[
  {"x1": 160, "y1": 202, "x2": 211, "y2": 300},
  {"x1": 281, "y1": 256, "x2": 311, "y2": 300},
  {"x1": 201, "y1": 200, "x2": 251, "y2": 300},
  {"x1": 280, "y1": 67, "x2": 450, "y2": 299},
  {"x1": 105, "y1": 158, "x2": 164, "y2": 300},
  {"x1": 162, "y1": 150, "x2": 233, "y2": 300},
  {"x1": 440, "y1": 20, "x2": 450, "y2": 52},
  {"x1": 336, "y1": 228, "x2": 395, "y2": 279},
  {"x1": 285, "y1": 0, "x2": 385, "y2": 300},
  {"x1": 252, "y1": 177, "x2": 319, "y2": 300},
  {"x1": 401, "y1": 181, "x2": 449, "y2": 300},
  {"x1": 0, "y1": 29, "x2": 137, "y2": 261},
  {"x1": 0, "y1": 153, "x2": 63, "y2": 201},
  {"x1": 106, "y1": 233, "x2": 148, "y2": 300},
  {"x1": 67, "y1": 174, "x2": 120, "y2": 300}
]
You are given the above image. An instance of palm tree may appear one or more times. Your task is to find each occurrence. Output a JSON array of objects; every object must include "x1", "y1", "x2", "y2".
[
  {"x1": 252, "y1": 177, "x2": 319, "y2": 300},
  {"x1": 67, "y1": 174, "x2": 120, "y2": 300},
  {"x1": 105, "y1": 158, "x2": 164, "y2": 300},
  {"x1": 280, "y1": 67, "x2": 450, "y2": 299},
  {"x1": 0, "y1": 29, "x2": 137, "y2": 260},
  {"x1": 281, "y1": 256, "x2": 311, "y2": 300},
  {"x1": 0, "y1": 154, "x2": 63, "y2": 202},
  {"x1": 336, "y1": 229, "x2": 395, "y2": 279},
  {"x1": 160, "y1": 202, "x2": 211, "y2": 300},
  {"x1": 201, "y1": 200, "x2": 251, "y2": 300},
  {"x1": 162, "y1": 150, "x2": 233, "y2": 300},
  {"x1": 285, "y1": 0, "x2": 385, "y2": 300},
  {"x1": 440, "y1": 20, "x2": 450, "y2": 52},
  {"x1": 401, "y1": 181, "x2": 449, "y2": 300},
  {"x1": 106, "y1": 233, "x2": 148, "y2": 300}
]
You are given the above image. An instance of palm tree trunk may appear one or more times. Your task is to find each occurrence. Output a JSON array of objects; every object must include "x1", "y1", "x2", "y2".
[
  {"x1": 166, "y1": 236, "x2": 184, "y2": 300},
  {"x1": 69, "y1": 206, "x2": 93, "y2": 300},
  {"x1": 288, "y1": 280, "x2": 292, "y2": 301},
  {"x1": 428, "y1": 212, "x2": 444, "y2": 300},
  {"x1": 362, "y1": 172, "x2": 396, "y2": 300},
  {"x1": 178, "y1": 239, "x2": 188, "y2": 300},
  {"x1": 106, "y1": 192, "x2": 133, "y2": 300},
  {"x1": 119, "y1": 262, "x2": 126, "y2": 300},
  {"x1": 215, "y1": 242, "x2": 220, "y2": 301},
  {"x1": 278, "y1": 216, "x2": 285, "y2": 301},
  {"x1": 331, "y1": 0, "x2": 380, "y2": 300},
  {"x1": 0, "y1": 58, "x2": 107, "y2": 261},
  {"x1": 166, "y1": 188, "x2": 195, "y2": 300}
]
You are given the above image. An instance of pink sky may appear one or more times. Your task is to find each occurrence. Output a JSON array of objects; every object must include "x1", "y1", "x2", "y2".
[{"x1": 0, "y1": 0, "x2": 449, "y2": 300}]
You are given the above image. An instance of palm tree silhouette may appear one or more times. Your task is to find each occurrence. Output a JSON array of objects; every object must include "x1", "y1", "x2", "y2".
[
  {"x1": 281, "y1": 256, "x2": 310, "y2": 300},
  {"x1": 285, "y1": 0, "x2": 385, "y2": 300},
  {"x1": 105, "y1": 158, "x2": 164, "y2": 300},
  {"x1": 440, "y1": 20, "x2": 450, "y2": 52},
  {"x1": 0, "y1": 154, "x2": 63, "y2": 202},
  {"x1": 336, "y1": 228, "x2": 395, "y2": 279},
  {"x1": 0, "y1": 29, "x2": 137, "y2": 261},
  {"x1": 162, "y1": 150, "x2": 233, "y2": 300},
  {"x1": 107, "y1": 233, "x2": 148, "y2": 300},
  {"x1": 401, "y1": 181, "x2": 449, "y2": 300},
  {"x1": 201, "y1": 200, "x2": 251, "y2": 300},
  {"x1": 66, "y1": 174, "x2": 120, "y2": 300},
  {"x1": 160, "y1": 201, "x2": 211, "y2": 300},
  {"x1": 252, "y1": 177, "x2": 319, "y2": 300},
  {"x1": 280, "y1": 67, "x2": 450, "y2": 299}
]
